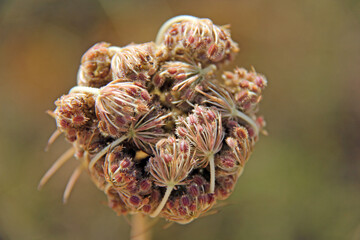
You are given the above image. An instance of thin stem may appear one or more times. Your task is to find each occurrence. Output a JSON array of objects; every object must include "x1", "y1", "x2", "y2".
[
  {"x1": 69, "y1": 86, "x2": 100, "y2": 96},
  {"x1": 238, "y1": 167, "x2": 244, "y2": 177},
  {"x1": 150, "y1": 185, "x2": 174, "y2": 218},
  {"x1": 131, "y1": 214, "x2": 151, "y2": 240},
  {"x1": 45, "y1": 129, "x2": 62, "y2": 152},
  {"x1": 209, "y1": 154, "x2": 215, "y2": 193},
  {"x1": 155, "y1": 15, "x2": 198, "y2": 45},
  {"x1": 46, "y1": 110, "x2": 56, "y2": 118},
  {"x1": 38, "y1": 147, "x2": 75, "y2": 190},
  {"x1": 63, "y1": 164, "x2": 84, "y2": 203},
  {"x1": 88, "y1": 135, "x2": 128, "y2": 171}
]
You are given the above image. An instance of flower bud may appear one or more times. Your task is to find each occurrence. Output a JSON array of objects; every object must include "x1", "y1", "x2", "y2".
[
  {"x1": 77, "y1": 42, "x2": 113, "y2": 88},
  {"x1": 161, "y1": 17, "x2": 239, "y2": 66}
]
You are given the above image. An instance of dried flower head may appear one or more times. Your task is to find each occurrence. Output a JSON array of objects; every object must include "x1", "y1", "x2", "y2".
[
  {"x1": 160, "y1": 175, "x2": 216, "y2": 224},
  {"x1": 196, "y1": 81, "x2": 261, "y2": 138},
  {"x1": 147, "y1": 137, "x2": 196, "y2": 217},
  {"x1": 54, "y1": 93, "x2": 94, "y2": 130},
  {"x1": 125, "y1": 106, "x2": 171, "y2": 153},
  {"x1": 41, "y1": 15, "x2": 268, "y2": 226},
  {"x1": 95, "y1": 81, "x2": 151, "y2": 137},
  {"x1": 222, "y1": 67, "x2": 267, "y2": 114},
  {"x1": 216, "y1": 124, "x2": 252, "y2": 179},
  {"x1": 176, "y1": 105, "x2": 224, "y2": 193},
  {"x1": 111, "y1": 42, "x2": 158, "y2": 83},
  {"x1": 157, "y1": 16, "x2": 239, "y2": 66},
  {"x1": 104, "y1": 145, "x2": 138, "y2": 195},
  {"x1": 52, "y1": 92, "x2": 97, "y2": 147},
  {"x1": 153, "y1": 60, "x2": 216, "y2": 110},
  {"x1": 87, "y1": 105, "x2": 171, "y2": 172},
  {"x1": 77, "y1": 42, "x2": 113, "y2": 88}
]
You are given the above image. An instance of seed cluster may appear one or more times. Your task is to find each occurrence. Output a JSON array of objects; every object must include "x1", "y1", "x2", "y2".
[{"x1": 42, "y1": 15, "x2": 267, "y2": 224}]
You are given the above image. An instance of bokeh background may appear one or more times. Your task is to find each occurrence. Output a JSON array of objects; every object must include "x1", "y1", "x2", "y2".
[{"x1": 1, "y1": 0, "x2": 360, "y2": 239}]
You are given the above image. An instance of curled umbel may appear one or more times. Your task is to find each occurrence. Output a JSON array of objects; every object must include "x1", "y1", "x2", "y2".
[{"x1": 41, "y1": 15, "x2": 267, "y2": 224}]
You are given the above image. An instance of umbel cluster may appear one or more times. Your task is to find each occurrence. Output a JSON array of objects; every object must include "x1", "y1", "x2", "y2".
[{"x1": 40, "y1": 15, "x2": 267, "y2": 224}]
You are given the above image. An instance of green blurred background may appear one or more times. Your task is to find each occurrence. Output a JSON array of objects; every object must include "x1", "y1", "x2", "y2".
[{"x1": 1, "y1": 0, "x2": 359, "y2": 239}]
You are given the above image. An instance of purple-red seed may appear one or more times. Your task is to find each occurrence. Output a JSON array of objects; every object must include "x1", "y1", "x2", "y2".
[
  {"x1": 120, "y1": 159, "x2": 131, "y2": 168},
  {"x1": 143, "y1": 205, "x2": 151, "y2": 213},
  {"x1": 140, "y1": 179, "x2": 151, "y2": 192},
  {"x1": 188, "y1": 185, "x2": 200, "y2": 197},
  {"x1": 129, "y1": 195, "x2": 141, "y2": 206}
]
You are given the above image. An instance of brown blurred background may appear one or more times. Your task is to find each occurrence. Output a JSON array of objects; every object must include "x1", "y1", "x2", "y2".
[{"x1": 1, "y1": 0, "x2": 360, "y2": 239}]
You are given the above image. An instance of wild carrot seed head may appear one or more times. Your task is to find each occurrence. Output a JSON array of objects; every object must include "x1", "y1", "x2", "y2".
[
  {"x1": 111, "y1": 42, "x2": 159, "y2": 84},
  {"x1": 161, "y1": 17, "x2": 239, "y2": 66},
  {"x1": 160, "y1": 174, "x2": 216, "y2": 224},
  {"x1": 96, "y1": 81, "x2": 151, "y2": 137},
  {"x1": 147, "y1": 137, "x2": 196, "y2": 188},
  {"x1": 222, "y1": 67, "x2": 267, "y2": 115},
  {"x1": 44, "y1": 15, "x2": 267, "y2": 225},
  {"x1": 54, "y1": 92, "x2": 97, "y2": 144},
  {"x1": 176, "y1": 105, "x2": 224, "y2": 167}
]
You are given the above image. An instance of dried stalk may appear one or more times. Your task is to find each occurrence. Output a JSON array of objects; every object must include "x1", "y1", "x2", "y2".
[{"x1": 131, "y1": 213, "x2": 151, "y2": 240}]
